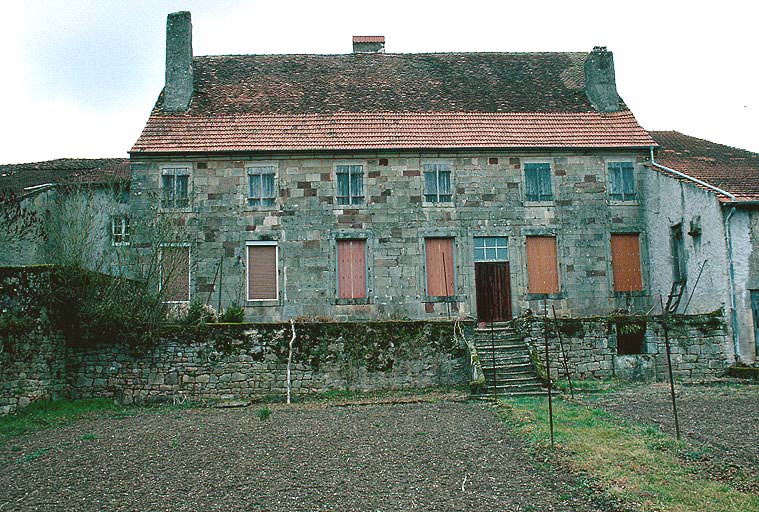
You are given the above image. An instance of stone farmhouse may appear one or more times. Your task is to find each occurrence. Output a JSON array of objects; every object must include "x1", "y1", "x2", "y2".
[{"x1": 130, "y1": 11, "x2": 657, "y2": 325}]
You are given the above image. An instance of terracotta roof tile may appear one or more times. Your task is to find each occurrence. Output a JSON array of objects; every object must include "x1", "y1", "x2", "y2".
[
  {"x1": 649, "y1": 131, "x2": 759, "y2": 202},
  {"x1": 352, "y1": 36, "x2": 385, "y2": 43},
  {"x1": 0, "y1": 158, "x2": 129, "y2": 195},
  {"x1": 132, "y1": 111, "x2": 654, "y2": 153}
]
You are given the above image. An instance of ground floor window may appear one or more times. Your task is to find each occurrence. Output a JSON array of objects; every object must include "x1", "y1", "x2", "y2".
[
  {"x1": 525, "y1": 236, "x2": 559, "y2": 294},
  {"x1": 337, "y1": 239, "x2": 367, "y2": 299},
  {"x1": 611, "y1": 233, "x2": 643, "y2": 292},
  {"x1": 425, "y1": 238, "x2": 455, "y2": 297},
  {"x1": 160, "y1": 245, "x2": 190, "y2": 303},
  {"x1": 247, "y1": 242, "x2": 278, "y2": 301}
]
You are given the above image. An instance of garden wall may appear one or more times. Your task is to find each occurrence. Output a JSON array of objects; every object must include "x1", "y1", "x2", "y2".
[{"x1": 524, "y1": 313, "x2": 731, "y2": 382}]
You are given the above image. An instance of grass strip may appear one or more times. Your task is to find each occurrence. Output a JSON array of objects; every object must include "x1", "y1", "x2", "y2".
[{"x1": 497, "y1": 396, "x2": 759, "y2": 512}]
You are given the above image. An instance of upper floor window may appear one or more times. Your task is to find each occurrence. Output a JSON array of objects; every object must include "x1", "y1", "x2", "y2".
[
  {"x1": 336, "y1": 165, "x2": 364, "y2": 206},
  {"x1": 608, "y1": 162, "x2": 636, "y2": 200},
  {"x1": 423, "y1": 164, "x2": 452, "y2": 203},
  {"x1": 247, "y1": 166, "x2": 276, "y2": 208},
  {"x1": 671, "y1": 223, "x2": 686, "y2": 283},
  {"x1": 111, "y1": 214, "x2": 130, "y2": 246},
  {"x1": 161, "y1": 167, "x2": 190, "y2": 208},
  {"x1": 524, "y1": 163, "x2": 552, "y2": 201}
]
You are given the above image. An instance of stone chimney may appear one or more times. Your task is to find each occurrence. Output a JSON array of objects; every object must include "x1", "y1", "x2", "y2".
[
  {"x1": 352, "y1": 36, "x2": 385, "y2": 54},
  {"x1": 164, "y1": 11, "x2": 193, "y2": 112},
  {"x1": 584, "y1": 46, "x2": 620, "y2": 112}
]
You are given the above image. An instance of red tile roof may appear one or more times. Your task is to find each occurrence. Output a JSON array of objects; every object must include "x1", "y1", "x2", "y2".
[
  {"x1": 0, "y1": 158, "x2": 130, "y2": 195},
  {"x1": 132, "y1": 110, "x2": 654, "y2": 153},
  {"x1": 352, "y1": 36, "x2": 384, "y2": 43},
  {"x1": 649, "y1": 131, "x2": 759, "y2": 202}
]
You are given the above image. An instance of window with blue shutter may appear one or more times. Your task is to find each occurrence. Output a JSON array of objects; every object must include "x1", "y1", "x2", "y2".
[
  {"x1": 608, "y1": 162, "x2": 636, "y2": 200},
  {"x1": 524, "y1": 163, "x2": 552, "y2": 201}
]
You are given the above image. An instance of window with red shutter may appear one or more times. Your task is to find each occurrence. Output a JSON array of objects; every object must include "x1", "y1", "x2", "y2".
[
  {"x1": 611, "y1": 234, "x2": 643, "y2": 292},
  {"x1": 247, "y1": 243, "x2": 278, "y2": 300},
  {"x1": 337, "y1": 240, "x2": 367, "y2": 299},
  {"x1": 425, "y1": 238, "x2": 455, "y2": 297},
  {"x1": 160, "y1": 245, "x2": 190, "y2": 302},
  {"x1": 526, "y1": 236, "x2": 559, "y2": 294}
]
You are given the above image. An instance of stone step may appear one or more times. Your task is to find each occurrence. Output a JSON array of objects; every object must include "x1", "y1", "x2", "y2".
[
  {"x1": 477, "y1": 389, "x2": 547, "y2": 398},
  {"x1": 475, "y1": 342, "x2": 527, "y2": 351},
  {"x1": 482, "y1": 361, "x2": 533, "y2": 371},
  {"x1": 482, "y1": 375, "x2": 540, "y2": 384}
]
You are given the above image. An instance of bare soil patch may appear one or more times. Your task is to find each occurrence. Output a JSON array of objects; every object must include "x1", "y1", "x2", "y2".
[
  {"x1": 587, "y1": 382, "x2": 759, "y2": 492},
  {"x1": 0, "y1": 399, "x2": 606, "y2": 511}
]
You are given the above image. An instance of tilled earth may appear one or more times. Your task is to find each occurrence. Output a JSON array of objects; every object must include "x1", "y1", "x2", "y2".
[
  {"x1": 589, "y1": 382, "x2": 759, "y2": 491},
  {"x1": 0, "y1": 399, "x2": 606, "y2": 512}
]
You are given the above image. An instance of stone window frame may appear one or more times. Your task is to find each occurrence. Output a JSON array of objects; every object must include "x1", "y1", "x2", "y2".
[
  {"x1": 158, "y1": 242, "x2": 192, "y2": 304},
  {"x1": 421, "y1": 161, "x2": 455, "y2": 207},
  {"x1": 607, "y1": 160, "x2": 638, "y2": 203},
  {"x1": 245, "y1": 162, "x2": 278, "y2": 210},
  {"x1": 245, "y1": 240, "x2": 280, "y2": 305},
  {"x1": 522, "y1": 160, "x2": 555, "y2": 204},
  {"x1": 332, "y1": 231, "x2": 373, "y2": 305},
  {"x1": 159, "y1": 163, "x2": 193, "y2": 211},
  {"x1": 334, "y1": 161, "x2": 366, "y2": 207}
]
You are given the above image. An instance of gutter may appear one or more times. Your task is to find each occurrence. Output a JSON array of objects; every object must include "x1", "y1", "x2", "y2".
[{"x1": 649, "y1": 146, "x2": 741, "y2": 361}]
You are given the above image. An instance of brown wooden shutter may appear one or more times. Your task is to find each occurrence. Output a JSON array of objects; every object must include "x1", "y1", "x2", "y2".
[
  {"x1": 611, "y1": 234, "x2": 643, "y2": 291},
  {"x1": 248, "y1": 245, "x2": 277, "y2": 300},
  {"x1": 526, "y1": 236, "x2": 559, "y2": 294},
  {"x1": 337, "y1": 240, "x2": 367, "y2": 299},
  {"x1": 426, "y1": 238, "x2": 455, "y2": 297},
  {"x1": 161, "y1": 246, "x2": 190, "y2": 302}
]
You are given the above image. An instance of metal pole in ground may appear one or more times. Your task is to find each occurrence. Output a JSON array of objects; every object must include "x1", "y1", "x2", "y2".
[
  {"x1": 544, "y1": 299, "x2": 554, "y2": 448},
  {"x1": 217, "y1": 256, "x2": 223, "y2": 313},
  {"x1": 490, "y1": 321, "x2": 497, "y2": 397},
  {"x1": 659, "y1": 294, "x2": 681, "y2": 440},
  {"x1": 552, "y1": 305, "x2": 574, "y2": 399}
]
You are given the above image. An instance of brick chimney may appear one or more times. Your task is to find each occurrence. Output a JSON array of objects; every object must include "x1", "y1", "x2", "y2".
[
  {"x1": 352, "y1": 36, "x2": 385, "y2": 54},
  {"x1": 164, "y1": 11, "x2": 193, "y2": 112},
  {"x1": 584, "y1": 46, "x2": 620, "y2": 113}
]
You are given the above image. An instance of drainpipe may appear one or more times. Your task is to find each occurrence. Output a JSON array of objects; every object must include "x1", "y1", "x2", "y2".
[{"x1": 649, "y1": 147, "x2": 741, "y2": 361}]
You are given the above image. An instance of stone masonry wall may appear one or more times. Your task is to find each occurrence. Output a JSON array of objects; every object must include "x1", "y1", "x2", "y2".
[{"x1": 524, "y1": 313, "x2": 731, "y2": 382}]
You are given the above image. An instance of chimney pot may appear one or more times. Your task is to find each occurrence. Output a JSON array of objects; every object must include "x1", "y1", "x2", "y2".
[
  {"x1": 164, "y1": 11, "x2": 193, "y2": 112},
  {"x1": 352, "y1": 36, "x2": 385, "y2": 54}
]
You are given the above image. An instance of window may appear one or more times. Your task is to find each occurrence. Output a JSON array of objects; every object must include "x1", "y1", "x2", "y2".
[
  {"x1": 247, "y1": 166, "x2": 276, "y2": 207},
  {"x1": 337, "y1": 240, "x2": 367, "y2": 299},
  {"x1": 474, "y1": 237, "x2": 508, "y2": 262},
  {"x1": 160, "y1": 245, "x2": 190, "y2": 303},
  {"x1": 616, "y1": 321, "x2": 646, "y2": 354},
  {"x1": 425, "y1": 238, "x2": 455, "y2": 297},
  {"x1": 247, "y1": 242, "x2": 278, "y2": 301},
  {"x1": 423, "y1": 164, "x2": 452, "y2": 203},
  {"x1": 161, "y1": 167, "x2": 190, "y2": 208},
  {"x1": 611, "y1": 234, "x2": 643, "y2": 292},
  {"x1": 524, "y1": 163, "x2": 552, "y2": 201},
  {"x1": 111, "y1": 215, "x2": 130, "y2": 246},
  {"x1": 608, "y1": 162, "x2": 636, "y2": 200},
  {"x1": 526, "y1": 236, "x2": 559, "y2": 294},
  {"x1": 671, "y1": 224, "x2": 686, "y2": 283},
  {"x1": 336, "y1": 165, "x2": 364, "y2": 205}
]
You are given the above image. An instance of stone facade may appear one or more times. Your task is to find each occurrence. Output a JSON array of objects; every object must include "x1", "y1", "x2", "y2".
[{"x1": 130, "y1": 150, "x2": 652, "y2": 322}]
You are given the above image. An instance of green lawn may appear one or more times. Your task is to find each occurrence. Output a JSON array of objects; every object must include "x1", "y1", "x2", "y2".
[{"x1": 497, "y1": 395, "x2": 759, "y2": 512}]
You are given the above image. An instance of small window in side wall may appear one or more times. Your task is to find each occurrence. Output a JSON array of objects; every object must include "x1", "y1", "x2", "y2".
[
  {"x1": 247, "y1": 166, "x2": 276, "y2": 207},
  {"x1": 161, "y1": 167, "x2": 190, "y2": 208},
  {"x1": 524, "y1": 163, "x2": 552, "y2": 201},
  {"x1": 160, "y1": 245, "x2": 190, "y2": 303},
  {"x1": 337, "y1": 239, "x2": 367, "y2": 299},
  {"x1": 425, "y1": 238, "x2": 455, "y2": 297},
  {"x1": 671, "y1": 223, "x2": 687, "y2": 283},
  {"x1": 609, "y1": 162, "x2": 636, "y2": 200},
  {"x1": 423, "y1": 164, "x2": 452, "y2": 203},
  {"x1": 611, "y1": 234, "x2": 643, "y2": 292},
  {"x1": 526, "y1": 236, "x2": 559, "y2": 294},
  {"x1": 616, "y1": 320, "x2": 646, "y2": 354},
  {"x1": 111, "y1": 214, "x2": 130, "y2": 246},
  {"x1": 247, "y1": 243, "x2": 278, "y2": 300},
  {"x1": 336, "y1": 165, "x2": 364, "y2": 205}
]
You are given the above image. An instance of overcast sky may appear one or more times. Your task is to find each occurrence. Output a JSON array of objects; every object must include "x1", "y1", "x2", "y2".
[{"x1": 1, "y1": 0, "x2": 757, "y2": 164}]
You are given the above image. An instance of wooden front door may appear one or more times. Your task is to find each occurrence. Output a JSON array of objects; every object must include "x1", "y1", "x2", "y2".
[{"x1": 475, "y1": 262, "x2": 512, "y2": 322}]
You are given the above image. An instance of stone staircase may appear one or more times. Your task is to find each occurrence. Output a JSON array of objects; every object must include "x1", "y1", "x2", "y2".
[{"x1": 474, "y1": 323, "x2": 545, "y2": 397}]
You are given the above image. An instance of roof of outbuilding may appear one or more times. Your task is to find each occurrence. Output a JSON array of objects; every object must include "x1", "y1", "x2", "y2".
[
  {"x1": 0, "y1": 158, "x2": 130, "y2": 196},
  {"x1": 132, "y1": 51, "x2": 654, "y2": 153},
  {"x1": 649, "y1": 131, "x2": 759, "y2": 202}
]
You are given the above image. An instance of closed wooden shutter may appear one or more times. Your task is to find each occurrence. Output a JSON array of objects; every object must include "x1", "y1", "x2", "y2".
[
  {"x1": 248, "y1": 245, "x2": 277, "y2": 300},
  {"x1": 161, "y1": 246, "x2": 190, "y2": 302},
  {"x1": 611, "y1": 234, "x2": 643, "y2": 291},
  {"x1": 426, "y1": 238, "x2": 455, "y2": 297},
  {"x1": 526, "y1": 236, "x2": 559, "y2": 294},
  {"x1": 337, "y1": 240, "x2": 367, "y2": 299}
]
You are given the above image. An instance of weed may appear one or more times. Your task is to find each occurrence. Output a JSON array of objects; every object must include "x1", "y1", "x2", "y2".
[
  {"x1": 257, "y1": 406, "x2": 272, "y2": 421},
  {"x1": 78, "y1": 432, "x2": 98, "y2": 441},
  {"x1": 18, "y1": 447, "x2": 51, "y2": 464}
]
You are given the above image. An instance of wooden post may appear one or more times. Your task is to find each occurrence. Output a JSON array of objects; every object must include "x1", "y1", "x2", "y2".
[
  {"x1": 544, "y1": 299, "x2": 554, "y2": 448},
  {"x1": 659, "y1": 295, "x2": 681, "y2": 440}
]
